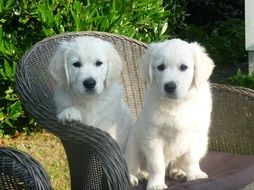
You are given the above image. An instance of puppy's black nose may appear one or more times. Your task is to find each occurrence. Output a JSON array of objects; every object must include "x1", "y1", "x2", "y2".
[
  {"x1": 164, "y1": 82, "x2": 176, "y2": 93},
  {"x1": 83, "y1": 78, "x2": 96, "y2": 90}
]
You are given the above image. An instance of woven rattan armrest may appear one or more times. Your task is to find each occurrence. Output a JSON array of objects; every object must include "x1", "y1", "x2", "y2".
[{"x1": 0, "y1": 147, "x2": 52, "y2": 190}]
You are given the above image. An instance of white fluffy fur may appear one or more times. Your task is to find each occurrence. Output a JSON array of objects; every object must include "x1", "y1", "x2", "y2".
[
  {"x1": 124, "y1": 39, "x2": 215, "y2": 190},
  {"x1": 49, "y1": 36, "x2": 132, "y2": 152}
]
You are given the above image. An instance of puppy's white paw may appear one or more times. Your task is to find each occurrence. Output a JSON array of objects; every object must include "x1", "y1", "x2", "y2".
[
  {"x1": 169, "y1": 168, "x2": 187, "y2": 182},
  {"x1": 130, "y1": 175, "x2": 139, "y2": 186},
  {"x1": 137, "y1": 171, "x2": 149, "y2": 181},
  {"x1": 187, "y1": 171, "x2": 208, "y2": 181},
  {"x1": 57, "y1": 107, "x2": 82, "y2": 123},
  {"x1": 146, "y1": 183, "x2": 167, "y2": 190}
]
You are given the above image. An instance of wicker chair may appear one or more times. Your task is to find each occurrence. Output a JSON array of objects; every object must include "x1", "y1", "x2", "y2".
[
  {"x1": 16, "y1": 31, "x2": 254, "y2": 190},
  {"x1": 0, "y1": 147, "x2": 52, "y2": 190}
]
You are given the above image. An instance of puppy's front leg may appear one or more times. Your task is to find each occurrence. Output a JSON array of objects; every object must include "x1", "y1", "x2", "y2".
[
  {"x1": 124, "y1": 133, "x2": 141, "y2": 186},
  {"x1": 145, "y1": 139, "x2": 167, "y2": 190},
  {"x1": 182, "y1": 154, "x2": 207, "y2": 181},
  {"x1": 181, "y1": 138, "x2": 208, "y2": 181}
]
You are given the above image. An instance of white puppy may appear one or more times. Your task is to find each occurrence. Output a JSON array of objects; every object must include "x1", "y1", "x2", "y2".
[
  {"x1": 125, "y1": 39, "x2": 214, "y2": 190},
  {"x1": 49, "y1": 36, "x2": 132, "y2": 152}
]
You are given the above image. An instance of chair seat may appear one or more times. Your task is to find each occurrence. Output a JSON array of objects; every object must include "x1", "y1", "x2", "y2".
[{"x1": 133, "y1": 151, "x2": 254, "y2": 190}]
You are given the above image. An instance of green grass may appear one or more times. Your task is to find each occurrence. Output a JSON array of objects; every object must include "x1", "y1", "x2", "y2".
[{"x1": 0, "y1": 132, "x2": 70, "y2": 190}]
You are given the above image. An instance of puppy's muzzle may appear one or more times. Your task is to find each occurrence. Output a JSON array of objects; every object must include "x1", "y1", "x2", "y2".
[
  {"x1": 164, "y1": 82, "x2": 176, "y2": 94},
  {"x1": 83, "y1": 78, "x2": 96, "y2": 90}
]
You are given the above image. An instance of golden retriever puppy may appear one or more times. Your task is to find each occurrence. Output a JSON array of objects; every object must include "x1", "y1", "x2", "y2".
[
  {"x1": 125, "y1": 39, "x2": 215, "y2": 190},
  {"x1": 49, "y1": 36, "x2": 132, "y2": 152}
]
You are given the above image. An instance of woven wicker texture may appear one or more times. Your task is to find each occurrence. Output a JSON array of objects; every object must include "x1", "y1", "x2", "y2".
[
  {"x1": 240, "y1": 182, "x2": 254, "y2": 190},
  {"x1": 211, "y1": 84, "x2": 254, "y2": 155},
  {"x1": 0, "y1": 147, "x2": 52, "y2": 190},
  {"x1": 61, "y1": 135, "x2": 107, "y2": 190},
  {"x1": 15, "y1": 31, "x2": 254, "y2": 189}
]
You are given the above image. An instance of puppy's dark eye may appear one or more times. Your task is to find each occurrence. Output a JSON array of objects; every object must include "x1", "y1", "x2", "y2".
[
  {"x1": 73, "y1": 61, "x2": 81, "y2": 67},
  {"x1": 157, "y1": 64, "x2": 165, "y2": 71},
  {"x1": 95, "y1": 60, "x2": 103, "y2": 67},
  {"x1": 180, "y1": 64, "x2": 188, "y2": 71}
]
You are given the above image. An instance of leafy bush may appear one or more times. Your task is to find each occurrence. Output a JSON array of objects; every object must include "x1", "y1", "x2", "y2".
[
  {"x1": 178, "y1": 0, "x2": 246, "y2": 66},
  {"x1": 0, "y1": 0, "x2": 186, "y2": 135},
  {"x1": 36, "y1": 0, "x2": 172, "y2": 42},
  {"x1": 183, "y1": 0, "x2": 244, "y2": 28},
  {"x1": 205, "y1": 18, "x2": 246, "y2": 65},
  {"x1": 163, "y1": 0, "x2": 187, "y2": 36},
  {"x1": 226, "y1": 69, "x2": 254, "y2": 90}
]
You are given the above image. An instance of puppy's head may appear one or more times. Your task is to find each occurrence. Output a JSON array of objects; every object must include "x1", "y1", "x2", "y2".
[
  {"x1": 140, "y1": 39, "x2": 214, "y2": 99},
  {"x1": 49, "y1": 36, "x2": 122, "y2": 95}
]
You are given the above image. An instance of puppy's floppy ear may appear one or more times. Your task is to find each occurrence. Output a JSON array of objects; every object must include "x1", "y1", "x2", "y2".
[
  {"x1": 49, "y1": 41, "x2": 70, "y2": 87},
  {"x1": 106, "y1": 44, "x2": 123, "y2": 87},
  {"x1": 140, "y1": 43, "x2": 161, "y2": 85},
  {"x1": 190, "y1": 42, "x2": 215, "y2": 87}
]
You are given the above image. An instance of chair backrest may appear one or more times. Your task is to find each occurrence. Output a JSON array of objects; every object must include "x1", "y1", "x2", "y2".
[
  {"x1": 17, "y1": 31, "x2": 254, "y2": 153},
  {"x1": 210, "y1": 84, "x2": 254, "y2": 155}
]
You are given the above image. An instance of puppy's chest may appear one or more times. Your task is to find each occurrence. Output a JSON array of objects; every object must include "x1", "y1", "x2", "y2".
[
  {"x1": 78, "y1": 101, "x2": 117, "y2": 126},
  {"x1": 154, "y1": 113, "x2": 192, "y2": 158},
  {"x1": 152, "y1": 105, "x2": 192, "y2": 131},
  {"x1": 151, "y1": 106, "x2": 194, "y2": 142},
  {"x1": 81, "y1": 109, "x2": 100, "y2": 126}
]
